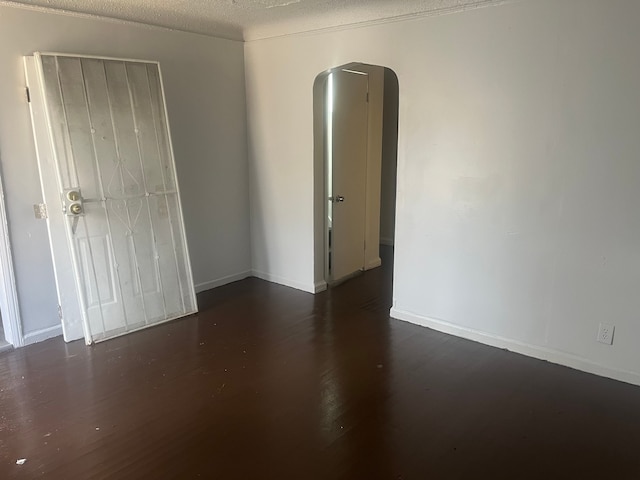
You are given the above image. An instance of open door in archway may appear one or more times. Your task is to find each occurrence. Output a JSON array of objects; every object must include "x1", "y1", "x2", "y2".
[
  {"x1": 314, "y1": 63, "x2": 399, "y2": 287},
  {"x1": 329, "y1": 69, "x2": 369, "y2": 283}
]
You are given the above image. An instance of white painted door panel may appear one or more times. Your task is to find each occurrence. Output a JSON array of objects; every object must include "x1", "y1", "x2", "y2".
[
  {"x1": 27, "y1": 53, "x2": 196, "y2": 343},
  {"x1": 331, "y1": 70, "x2": 368, "y2": 282},
  {"x1": 25, "y1": 57, "x2": 85, "y2": 342}
]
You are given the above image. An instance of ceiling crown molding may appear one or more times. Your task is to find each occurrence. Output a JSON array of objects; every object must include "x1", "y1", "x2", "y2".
[
  {"x1": 244, "y1": 0, "x2": 519, "y2": 42},
  {"x1": 1, "y1": 0, "x2": 521, "y2": 43}
]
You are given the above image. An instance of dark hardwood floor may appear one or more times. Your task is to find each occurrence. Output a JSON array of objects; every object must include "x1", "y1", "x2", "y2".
[{"x1": 1, "y1": 247, "x2": 640, "y2": 479}]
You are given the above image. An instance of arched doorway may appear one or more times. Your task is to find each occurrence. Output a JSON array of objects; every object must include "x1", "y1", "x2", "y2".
[{"x1": 313, "y1": 63, "x2": 399, "y2": 287}]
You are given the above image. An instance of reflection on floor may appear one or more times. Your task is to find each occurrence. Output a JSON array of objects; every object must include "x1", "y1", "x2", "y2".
[{"x1": 1, "y1": 245, "x2": 640, "y2": 478}]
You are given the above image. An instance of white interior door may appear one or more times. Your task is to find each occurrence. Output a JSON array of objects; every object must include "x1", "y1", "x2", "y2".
[
  {"x1": 25, "y1": 53, "x2": 197, "y2": 344},
  {"x1": 330, "y1": 70, "x2": 369, "y2": 282}
]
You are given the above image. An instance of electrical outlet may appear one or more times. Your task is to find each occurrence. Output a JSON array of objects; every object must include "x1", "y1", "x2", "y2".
[{"x1": 597, "y1": 323, "x2": 615, "y2": 345}]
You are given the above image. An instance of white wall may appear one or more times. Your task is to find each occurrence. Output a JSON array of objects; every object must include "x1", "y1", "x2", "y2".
[
  {"x1": 0, "y1": 4, "x2": 250, "y2": 342},
  {"x1": 245, "y1": 0, "x2": 640, "y2": 385}
]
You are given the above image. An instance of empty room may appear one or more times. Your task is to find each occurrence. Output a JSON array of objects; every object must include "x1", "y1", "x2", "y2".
[{"x1": 1, "y1": 0, "x2": 640, "y2": 478}]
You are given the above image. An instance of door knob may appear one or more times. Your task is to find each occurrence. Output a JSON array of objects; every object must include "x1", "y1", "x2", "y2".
[
  {"x1": 67, "y1": 190, "x2": 81, "y2": 201},
  {"x1": 63, "y1": 188, "x2": 84, "y2": 216},
  {"x1": 69, "y1": 203, "x2": 83, "y2": 215},
  {"x1": 335, "y1": 196, "x2": 345, "y2": 202}
]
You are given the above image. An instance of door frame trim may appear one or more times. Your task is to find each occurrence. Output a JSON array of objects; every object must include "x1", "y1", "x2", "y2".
[{"x1": 0, "y1": 174, "x2": 23, "y2": 347}]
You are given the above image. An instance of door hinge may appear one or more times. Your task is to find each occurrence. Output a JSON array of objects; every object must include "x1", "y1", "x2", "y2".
[
  {"x1": 33, "y1": 203, "x2": 48, "y2": 219},
  {"x1": 25, "y1": 87, "x2": 31, "y2": 103},
  {"x1": 57, "y1": 304, "x2": 63, "y2": 321},
  {"x1": 366, "y1": 91, "x2": 369, "y2": 103}
]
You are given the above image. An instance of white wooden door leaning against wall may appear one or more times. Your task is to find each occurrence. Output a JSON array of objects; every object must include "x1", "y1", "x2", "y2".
[{"x1": 25, "y1": 53, "x2": 197, "y2": 345}]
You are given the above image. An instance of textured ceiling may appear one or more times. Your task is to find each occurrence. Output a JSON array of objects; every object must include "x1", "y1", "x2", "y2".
[{"x1": 4, "y1": 0, "x2": 505, "y2": 41}]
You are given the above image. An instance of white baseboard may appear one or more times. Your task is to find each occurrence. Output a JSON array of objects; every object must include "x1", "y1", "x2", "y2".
[
  {"x1": 314, "y1": 280, "x2": 327, "y2": 293},
  {"x1": 390, "y1": 307, "x2": 640, "y2": 388},
  {"x1": 23, "y1": 324, "x2": 63, "y2": 345},
  {"x1": 380, "y1": 237, "x2": 394, "y2": 246},
  {"x1": 252, "y1": 270, "x2": 315, "y2": 294},
  {"x1": 365, "y1": 257, "x2": 382, "y2": 270},
  {"x1": 195, "y1": 270, "x2": 252, "y2": 293}
]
